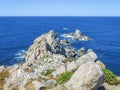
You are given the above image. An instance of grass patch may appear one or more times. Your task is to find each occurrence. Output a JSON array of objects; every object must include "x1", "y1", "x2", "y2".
[
  {"x1": 103, "y1": 68, "x2": 120, "y2": 85},
  {"x1": 57, "y1": 71, "x2": 73, "y2": 84},
  {"x1": 41, "y1": 69, "x2": 54, "y2": 76}
]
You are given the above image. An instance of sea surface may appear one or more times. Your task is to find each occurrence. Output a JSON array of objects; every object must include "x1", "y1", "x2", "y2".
[{"x1": 0, "y1": 17, "x2": 120, "y2": 75}]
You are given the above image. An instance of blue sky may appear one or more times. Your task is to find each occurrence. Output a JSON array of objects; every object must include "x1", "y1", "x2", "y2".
[{"x1": 0, "y1": 0, "x2": 120, "y2": 16}]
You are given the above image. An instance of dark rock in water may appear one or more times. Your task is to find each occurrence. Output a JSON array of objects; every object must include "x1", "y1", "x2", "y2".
[{"x1": 64, "y1": 29, "x2": 91, "y2": 41}]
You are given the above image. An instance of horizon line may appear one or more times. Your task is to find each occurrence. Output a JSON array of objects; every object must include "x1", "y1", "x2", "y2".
[{"x1": 0, "y1": 16, "x2": 120, "y2": 17}]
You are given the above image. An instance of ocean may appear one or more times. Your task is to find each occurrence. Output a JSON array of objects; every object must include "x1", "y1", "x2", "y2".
[{"x1": 0, "y1": 17, "x2": 120, "y2": 75}]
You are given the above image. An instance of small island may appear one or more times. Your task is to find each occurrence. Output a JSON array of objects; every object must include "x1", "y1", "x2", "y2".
[
  {"x1": 0, "y1": 30, "x2": 120, "y2": 90},
  {"x1": 63, "y1": 29, "x2": 91, "y2": 41}
]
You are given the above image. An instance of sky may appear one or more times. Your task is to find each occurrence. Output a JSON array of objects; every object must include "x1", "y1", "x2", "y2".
[{"x1": 0, "y1": 0, "x2": 120, "y2": 16}]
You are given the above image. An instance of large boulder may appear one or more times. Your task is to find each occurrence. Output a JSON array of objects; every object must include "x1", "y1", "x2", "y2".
[
  {"x1": 76, "y1": 50, "x2": 97, "y2": 66},
  {"x1": 65, "y1": 62, "x2": 104, "y2": 90},
  {"x1": 54, "y1": 61, "x2": 78, "y2": 76}
]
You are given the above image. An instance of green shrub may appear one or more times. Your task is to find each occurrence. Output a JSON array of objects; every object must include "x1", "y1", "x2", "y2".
[
  {"x1": 103, "y1": 68, "x2": 120, "y2": 85},
  {"x1": 41, "y1": 69, "x2": 54, "y2": 76},
  {"x1": 57, "y1": 71, "x2": 73, "y2": 84}
]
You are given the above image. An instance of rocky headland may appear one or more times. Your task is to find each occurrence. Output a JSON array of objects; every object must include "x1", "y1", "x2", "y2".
[{"x1": 0, "y1": 30, "x2": 120, "y2": 90}]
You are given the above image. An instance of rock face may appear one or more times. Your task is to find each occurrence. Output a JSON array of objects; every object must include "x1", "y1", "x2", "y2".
[
  {"x1": 25, "y1": 30, "x2": 65, "y2": 62},
  {"x1": 76, "y1": 49, "x2": 97, "y2": 66},
  {"x1": 24, "y1": 30, "x2": 66, "y2": 70},
  {"x1": 65, "y1": 62, "x2": 104, "y2": 90},
  {"x1": 63, "y1": 29, "x2": 91, "y2": 41}
]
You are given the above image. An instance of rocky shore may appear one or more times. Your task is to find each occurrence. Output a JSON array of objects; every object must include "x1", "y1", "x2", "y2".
[{"x1": 0, "y1": 30, "x2": 120, "y2": 90}]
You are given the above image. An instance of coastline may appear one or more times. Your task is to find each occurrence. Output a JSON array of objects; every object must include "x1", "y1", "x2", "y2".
[{"x1": 0, "y1": 30, "x2": 120, "y2": 90}]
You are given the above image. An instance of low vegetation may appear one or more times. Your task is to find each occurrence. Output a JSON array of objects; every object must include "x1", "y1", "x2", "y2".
[
  {"x1": 41, "y1": 69, "x2": 54, "y2": 76},
  {"x1": 57, "y1": 71, "x2": 73, "y2": 84},
  {"x1": 103, "y1": 68, "x2": 120, "y2": 85},
  {"x1": 25, "y1": 79, "x2": 35, "y2": 90},
  {"x1": 0, "y1": 69, "x2": 9, "y2": 90}
]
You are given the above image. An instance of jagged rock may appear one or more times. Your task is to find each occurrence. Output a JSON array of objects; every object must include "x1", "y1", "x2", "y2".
[
  {"x1": 65, "y1": 46, "x2": 77, "y2": 61},
  {"x1": 76, "y1": 50, "x2": 97, "y2": 66},
  {"x1": 65, "y1": 62, "x2": 104, "y2": 90},
  {"x1": 25, "y1": 30, "x2": 65, "y2": 65},
  {"x1": 96, "y1": 60, "x2": 106, "y2": 69},
  {"x1": 44, "y1": 79, "x2": 57, "y2": 88}
]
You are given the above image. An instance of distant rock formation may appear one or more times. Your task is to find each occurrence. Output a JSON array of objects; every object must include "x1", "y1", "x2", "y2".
[{"x1": 63, "y1": 29, "x2": 91, "y2": 41}]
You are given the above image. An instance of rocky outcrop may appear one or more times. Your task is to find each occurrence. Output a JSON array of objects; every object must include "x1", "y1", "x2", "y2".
[
  {"x1": 63, "y1": 29, "x2": 91, "y2": 41},
  {"x1": 1, "y1": 30, "x2": 105, "y2": 90},
  {"x1": 65, "y1": 62, "x2": 104, "y2": 90}
]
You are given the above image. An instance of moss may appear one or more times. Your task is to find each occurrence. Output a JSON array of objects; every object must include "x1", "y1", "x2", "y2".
[
  {"x1": 41, "y1": 69, "x2": 54, "y2": 76},
  {"x1": 0, "y1": 69, "x2": 9, "y2": 90},
  {"x1": 57, "y1": 71, "x2": 73, "y2": 84},
  {"x1": 103, "y1": 68, "x2": 120, "y2": 85}
]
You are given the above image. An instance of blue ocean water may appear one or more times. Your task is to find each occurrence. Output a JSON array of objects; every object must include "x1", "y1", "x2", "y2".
[{"x1": 0, "y1": 17, "x2": 120, "y2": 75}]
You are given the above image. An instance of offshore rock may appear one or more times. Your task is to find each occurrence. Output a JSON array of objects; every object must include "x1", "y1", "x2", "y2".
[
  {"x1": 63, "y1": 29, "x2": 91, "y2": 41},
  {"x1": 65, "y1": 62, "x2": 104, "y2": 90}
]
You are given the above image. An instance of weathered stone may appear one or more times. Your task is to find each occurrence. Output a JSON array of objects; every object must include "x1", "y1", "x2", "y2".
[
  {"x1": 32, "y1": 80, "x2": 44, "y2": 90},
  {"x1": 67, "y1": 61, "x2": 78, "y2": 72},
  {"x1": 103, "y1": 83, "x2": 120, "y2": 90},
  {"x1": 96, "y1": 60, "x2": 106, "y2": 69},
  {"x1": 76, "y1": 51, "x2": 97, "y2": 66},
  {"x1": 65, "y1": 62, "x2": 104, "y2": 90},
  {"x1": 44, "y1": 79, "x2": 57, "y2": 88}
]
